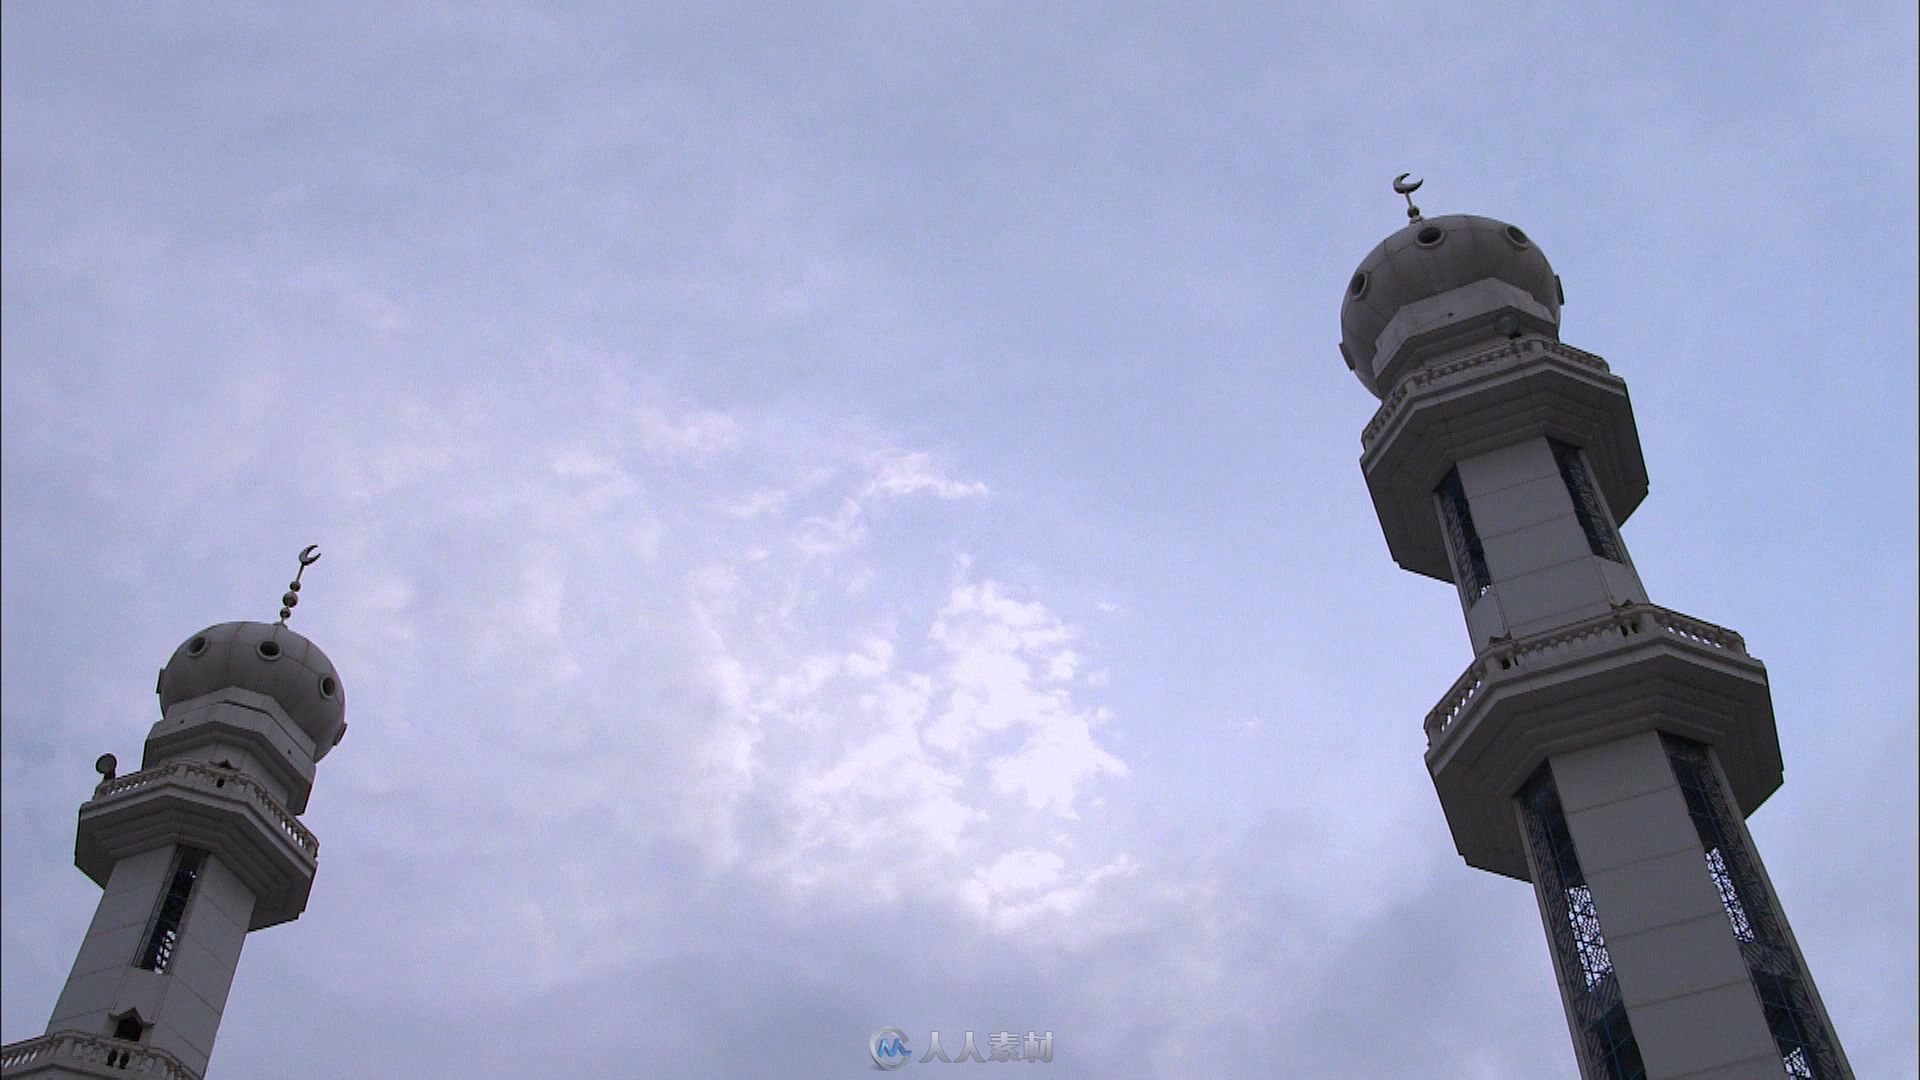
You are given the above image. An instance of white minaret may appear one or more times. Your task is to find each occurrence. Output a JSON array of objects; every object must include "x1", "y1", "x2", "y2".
[
  {"x1": 1341, "y1": 180, "x2": 1849, "y2": 1079},
  {"x1": 1, "y1": 550, "x2": 347, "y2": 1080}
]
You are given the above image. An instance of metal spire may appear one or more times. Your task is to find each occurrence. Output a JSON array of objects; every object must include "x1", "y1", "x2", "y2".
[
  {"x1": 278, "y1": 544, "x2": 322, "y2": 624},
  {"x1": 1393, "y1": 172, "x2": 1424, "y2": 222}
]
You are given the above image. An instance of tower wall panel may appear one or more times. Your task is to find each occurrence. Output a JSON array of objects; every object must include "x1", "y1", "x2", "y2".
[
  {"x1": 1456, "y1": 436, "x2": 1561, "y2": 498},
  {"x1": 1605, "y1": 913, "x2": 1753, "y2": 1008},
  {"x1": 1480, "y1": 518, "x2": 1593, "y2": 581},
  {"x1": 1581, "y1": 841, "x2": 1724, "y2": 940},
  {"x1": 1465, "y1": 473, "x2": 1570, "y2": 536},
  {"x1": 1550, "y1": 731, "x2": 1675, "y2": 813},
  {"x1": 1494, "y1": 559, "x2": 1613, "y2": 634},
  {"x1": 1622, "y1": 981, "x2": 1779, "y2": 1076},
  {"x1": 1565, "y1": 787, "x2": 1699, "y2": 874}
]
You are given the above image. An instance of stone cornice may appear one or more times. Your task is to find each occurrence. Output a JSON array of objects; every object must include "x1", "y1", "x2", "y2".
[{"x1": 1362, "y1": 337, "x2": 1612, "y2": 449}]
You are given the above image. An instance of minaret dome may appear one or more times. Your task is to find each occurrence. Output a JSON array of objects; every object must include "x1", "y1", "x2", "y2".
[
  {"x1": 1340, "y1": 213, "x2": 1562, "y2": 398},
  {"x1": 157, "y1": 621, "x2": 347, "y2": 759}
]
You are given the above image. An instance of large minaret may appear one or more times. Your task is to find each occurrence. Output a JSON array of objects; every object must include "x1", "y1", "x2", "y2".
[
  {"x1": 1, "y1": 550, "x2": 347, "y2": 1080},
  {"x1": 1339, "y1": 181, "x2": 1849, "y2": 1079}
]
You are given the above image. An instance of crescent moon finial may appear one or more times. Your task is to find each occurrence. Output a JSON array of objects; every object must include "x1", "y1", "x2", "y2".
[
  {"x1": 279, "y1": 544, "x2": 323, "y2": 625},
  {"x1": 1393, "y1": 172, "x2": 1425, "y2": 222}
]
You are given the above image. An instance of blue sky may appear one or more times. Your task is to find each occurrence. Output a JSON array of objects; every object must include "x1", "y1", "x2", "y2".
[{"x1": 3, "y1": 4, "x2": 1915, "y2": 1077}]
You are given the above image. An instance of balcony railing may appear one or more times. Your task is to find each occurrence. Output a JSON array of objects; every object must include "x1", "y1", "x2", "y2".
[
  {"x1": 1424, "y1": 603, "x2": 1750, "y2": 746},
  {"x1": 0, "y1": 1032, "x2": 199, "y2": 1079},
  {"x1": 91, "y1": 760, "x2": 318, "y2": 860},
  {"x1": 1361, "y1": 338, "x2": 1613, "y2": 448}
]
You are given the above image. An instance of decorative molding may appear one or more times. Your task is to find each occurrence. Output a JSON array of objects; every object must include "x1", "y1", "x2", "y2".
[
  {"x1": 1362, "y1": 338, "x2": 1611, "y2": 448},
  {"x1": 93, "y1": 761, "x2": 318, "y2": 859},
  {"x1": 0, "y1": 1032, "x2": 200, "y2": 1080},
  {"x1": 1426, "y1": 604, "x2": 1748, "y2": 746}
]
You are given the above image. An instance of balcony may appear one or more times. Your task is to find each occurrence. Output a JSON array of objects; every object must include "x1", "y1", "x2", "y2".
[
  {"x1": 89, "y1": 762, "x2": 317, "y2": 859},
  {"x1": 1358, "y1": 337, "x2": 1648, "y2": 583},
  {"x1": 1426, "y1": 603, "x2": 1748, "y2": 746},
  {"x1": 0, "y1": 1032, "x2": 198, "y2": 1079},
  {"x1": 76, "y1": 760, "x2": 319, "y2": 929},
  {"x1": 1422, "y1": 602, "x2": 1781, "y2": 880}
]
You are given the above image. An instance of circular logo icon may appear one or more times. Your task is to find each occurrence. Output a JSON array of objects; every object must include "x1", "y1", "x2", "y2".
[{"x1": 870, "y1": 1028, "x2": 912, "y2": 1070}]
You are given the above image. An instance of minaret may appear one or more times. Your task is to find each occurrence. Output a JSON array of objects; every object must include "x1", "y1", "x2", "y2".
[
  {"x1": 1, "y1": 549, "x2": 347, "y2": 1080},
  {"x1": 1339, "y1": 180, "x2": 1849, "y2": 1079}
]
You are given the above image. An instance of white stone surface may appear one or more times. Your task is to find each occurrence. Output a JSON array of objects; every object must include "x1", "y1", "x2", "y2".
[
  {"x1": 156, "y1": 622, "x2": 345, "y2": 759},
  {"x1": 1581, "y1": 845, "x2": 1723, "y2": 941},
  {"x1": 1463, "y1": 591, "x2": 1507, "y2": 650},
  {"x1": 188, "y1": 858, "x2": 255, "y2": 937},
  {"x1": 1461, "y1": 472, "x2": 1571, "y2": 537},
  {"x1": 1370, "y1": 277, "x2": 1559, "y2": 391},
  {"x1": 1625, "y1": 981, "x2": 1779, "y2": 1077},
  {"x1": 82, "y1": 882, "x2": 159, "y2": 937},
  {"x1": 165, "y1": 937, "x2": 237, "y2": 1015},
  {"x1": 1551, "y1": 731, "x2": 1676, "y2": 813},
  {"x1": 1340, "y1": 213, "x2": 1561, "y2": 395},
  {"x1": 1597, "y1": 557, "x2": 1650, "y2": 606},
  {"x1": 43, "y1": 849, "x2": 256, "y2": 1079},
  {"x1": 1361, "y1": 340, "x2": 1649, "y2": 580},
  {"x1": 1670, "y1": 1055, "x2": 1800, "y2": 1079},
  {"x1": 1606, "y1": 913, "x2": 1755, "y2": 1008},
  {"x1": 142, "y1": 688, "x2": 318, "y2": 812},
  {"x1": 1424, "y1": 606, "x2": 1784, "y2": 879},
  {"x1": 1552, "y1": 740, "x2": 1790, "y2": 1077},
  {"x1": 146, "y1": 981, "x2": 220, "y2": 1071},
  {"x1": 1564, "y1": 786, "x2": 1698, "y2": 873},
  {"x1": 1494, "y1": 558, "x2": 1614, "y2": 633},
  {"x1": 1480, "y1": 518, "x2": 1593, "y2": 581},
  {"x1": 1457, "y1": 438, "x2": 1560, "y2": 498}
]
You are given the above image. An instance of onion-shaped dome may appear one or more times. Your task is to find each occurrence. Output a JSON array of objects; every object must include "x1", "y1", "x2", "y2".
[
  {"x1": 157, "y1": 621, "x2": 346, "y2": 759},
  {"x1": 1341, "y1": 214, "x2": 1560, "y2": 397}
]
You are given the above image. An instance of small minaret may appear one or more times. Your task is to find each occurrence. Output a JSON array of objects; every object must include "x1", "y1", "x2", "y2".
[
  {"x1": 1, "y1": 549, "x2": 347, "y2": 1080},
  {"x1": 1339, "y1": 180, "x2": 1849, "y2": 1078}
]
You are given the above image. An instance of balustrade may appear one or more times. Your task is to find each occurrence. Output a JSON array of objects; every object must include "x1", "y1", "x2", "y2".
[
  {"x1": 1424, "y1": 604, "x2": 1751, "y2": 745},
  {"x1": 0, "y1": 1032, "x2": 198, "y2": 1079},
  {"x1": 88, "y1": 760, "x2": 318, "y2": 860}
]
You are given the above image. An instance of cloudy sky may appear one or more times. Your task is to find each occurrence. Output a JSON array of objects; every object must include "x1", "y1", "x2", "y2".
[{"x1": 3, "y1": 4, "x2": 1915, "y2": 1077}]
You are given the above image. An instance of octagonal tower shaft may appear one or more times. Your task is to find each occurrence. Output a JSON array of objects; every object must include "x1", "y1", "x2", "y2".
[
  {"x1": 2, "y1": 621, "x2": 345, "y2": 1080},
  {"x1": 1343, "y1": 208, "x2": 1849, "y2": 1079}
]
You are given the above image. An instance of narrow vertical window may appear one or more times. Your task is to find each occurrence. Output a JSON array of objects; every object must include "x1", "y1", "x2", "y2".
[
  {"x1": 1664, "y1": 736, "x2": 1842, "y2": 1079},
  {"x1": 1436, "y1": 468, "x2": 1492, "y2": 603},
  {"x1": 1551, "y1": 439, "x2": 1623, "y2": 562},
  {"x1": 1519, "y1": 764, "x2": 1646, "y2": 1080},
  {"x1": 136, "y1": 847, "x2": 209, "y2": 973}
]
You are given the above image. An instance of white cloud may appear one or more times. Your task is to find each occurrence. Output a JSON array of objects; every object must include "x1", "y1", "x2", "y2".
[
  {"x1": 550, "y1": 447, "x2": 621, "y2": 479},
  {"x1": 863, "y1": 449, "x2": 992, "y2": 500},
  {"x1": 252, "y1": 395, "x2": 1118, "y2": 981},
  {"x1": 632, "y1": 404, "x2": 739, "y2": 459},
  {"x1": 963, "y1": 850, "x2": 1140, "y2": 932},
  {"x1": 652, "y1": 449, "x2": 1130, "y2": 930},
  {"x1": 923, "y1": 581, "x2": 1127, "y2": 815}
]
